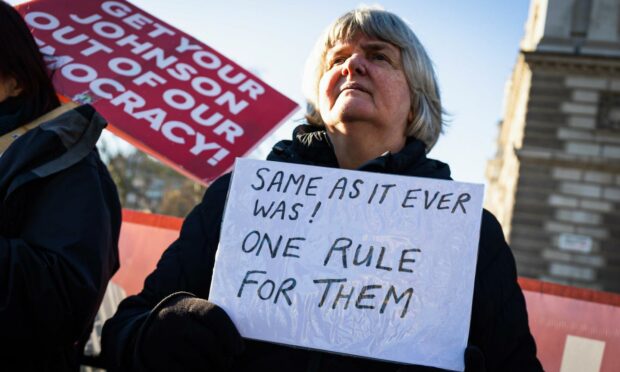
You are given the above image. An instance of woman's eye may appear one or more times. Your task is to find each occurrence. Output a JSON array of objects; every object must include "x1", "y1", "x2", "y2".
[
  {"x1": 331, "y1": 57, "x2": 346, "y2": 66},
  {"x1": 372, "y1": 53, "x2": 388, "y2": 61}
]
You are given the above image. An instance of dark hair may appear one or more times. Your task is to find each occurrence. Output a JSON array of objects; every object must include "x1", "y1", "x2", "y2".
[{"x1": 0, "y1": 1, "x2": 60, "y2": 120}]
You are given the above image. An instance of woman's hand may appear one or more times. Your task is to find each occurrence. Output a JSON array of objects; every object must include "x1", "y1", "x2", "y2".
[{"x1": 136, "y1": 292, "x2": 245, "y2": 371}]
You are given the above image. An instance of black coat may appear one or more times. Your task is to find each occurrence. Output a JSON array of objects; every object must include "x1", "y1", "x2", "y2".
[
  {"x1": 102, "y1": 126, "x2": 542, "y2": 371},
  {"x1": 0, "y1": 105, "x2": 121, "y2": 370}
]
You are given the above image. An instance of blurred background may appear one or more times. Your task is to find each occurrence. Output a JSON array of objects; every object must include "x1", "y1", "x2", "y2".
[
  {"x1": 9, "y1": 0, "x2": 620, "y2": 293},
  {"x1": 6, "y1": 0, "x2": 530, "y2": 216}
]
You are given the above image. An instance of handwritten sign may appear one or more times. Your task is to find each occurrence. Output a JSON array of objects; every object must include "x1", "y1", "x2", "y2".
[
  {"x1": 209, "y1": 158, "x2": 484, "y2": 371},
  {"x1": 16, "y1": 0, "x2": 298, "y2": 184}
]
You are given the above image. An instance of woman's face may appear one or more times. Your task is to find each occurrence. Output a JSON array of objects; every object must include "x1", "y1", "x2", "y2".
[
  {"x1": 318, "y1": 34, "x2": 412, "y2": 135},
  {"x1": 0, "y1": 77, "x2": 21, "y2": 103}
]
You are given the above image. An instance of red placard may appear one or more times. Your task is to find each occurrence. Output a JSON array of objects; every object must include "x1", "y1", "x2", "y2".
[{"x1": 16, "y1": 0, "x2": 299, "y2": 184}]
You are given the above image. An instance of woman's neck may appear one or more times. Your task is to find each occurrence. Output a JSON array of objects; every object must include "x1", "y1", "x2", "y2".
[{"x1": 326, "y1": 123, "x2": 406, "y2": 169}]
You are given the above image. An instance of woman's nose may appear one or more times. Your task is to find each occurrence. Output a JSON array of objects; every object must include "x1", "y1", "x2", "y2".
[{"x1": 341, "y1": 53, "x2": 367, "y2": 76}]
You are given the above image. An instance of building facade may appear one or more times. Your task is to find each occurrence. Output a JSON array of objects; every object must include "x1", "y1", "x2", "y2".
[{"x1": 486, "y1": 0, "x2": 620, "y2": 291}]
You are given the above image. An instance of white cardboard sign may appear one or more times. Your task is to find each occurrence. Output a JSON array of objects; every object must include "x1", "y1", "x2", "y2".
[{"x1": 209, "y1": 158, "x2": 484, "y2": 371}]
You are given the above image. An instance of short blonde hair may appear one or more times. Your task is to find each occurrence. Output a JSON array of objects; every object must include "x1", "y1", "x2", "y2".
[{"x1": 303, "y1": 7, "x2": 444, "y2": 150}]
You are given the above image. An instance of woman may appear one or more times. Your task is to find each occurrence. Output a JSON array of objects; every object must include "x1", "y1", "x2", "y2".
[
  {"x1": 0, "y1": 2, "x2": 121, "y2": 370},
  {"x1": 102, "y1": 7, "x2": 542, "y2": 372}
]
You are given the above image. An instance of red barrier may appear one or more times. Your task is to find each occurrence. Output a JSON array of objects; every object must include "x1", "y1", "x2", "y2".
[
  {"x1": 114, "y1": 210, "x2": 620, "y2": 371},
  {"x1": 111, "y1": 209, "x2": 183, "y2": 295},
  {"x1": 519, "y1": 278, "x2": 620, "y2": 372}
]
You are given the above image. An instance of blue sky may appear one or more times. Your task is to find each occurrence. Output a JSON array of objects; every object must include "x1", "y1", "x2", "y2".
[{"x1": 10, "y1": 0, "x2": 532, "y2": 185}]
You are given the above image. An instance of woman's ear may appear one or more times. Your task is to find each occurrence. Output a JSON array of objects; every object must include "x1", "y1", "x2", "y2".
[{"x1": 7, "y1": 78, "x2": 23, "y2": 97}]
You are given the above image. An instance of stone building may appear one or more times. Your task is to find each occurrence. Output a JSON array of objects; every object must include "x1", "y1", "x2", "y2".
[{"x1": 486, "y1": 0, "x2": 620, "y2": 291}]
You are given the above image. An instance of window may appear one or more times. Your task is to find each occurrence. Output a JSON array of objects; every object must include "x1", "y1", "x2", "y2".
[{"x1": 598, "y1": 92, "x2": 620, "y2": 130}]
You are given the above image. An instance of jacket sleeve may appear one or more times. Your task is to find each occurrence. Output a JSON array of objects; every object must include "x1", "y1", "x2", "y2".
[
  {"x1": 101, "y1": 173, "x2": 231, "y2": 370},
  {"x1": 468, "y1": 210, "x2": 543, "y2": 372},
  {"x1": 0, "y1": 152, "x2": 121, "y2": 356}
]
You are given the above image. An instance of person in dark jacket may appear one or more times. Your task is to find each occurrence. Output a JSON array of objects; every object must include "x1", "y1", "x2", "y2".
[
  {"x1": 0, "y1": 2, "x2": 122, "y2": 370},
  {"x1": 102, "y1": 7, "x2": 542, "y2": 372}
]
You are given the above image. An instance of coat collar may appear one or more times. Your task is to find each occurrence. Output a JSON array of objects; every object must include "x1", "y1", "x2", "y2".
[
  {"x1": 0, "y1": 104, "x2": 106, "y2": 201},
  {"x1": 267, "y1": 124, "x2": 452, "y2": 180}
]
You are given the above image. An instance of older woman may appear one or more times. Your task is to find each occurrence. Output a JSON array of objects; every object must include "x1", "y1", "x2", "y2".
[
  {"x1": 0, "y1": 1, "x2": 121, "y2": 369},
  {"x1": 102, "y1": 7, "x2": 542, "y2": 372}
]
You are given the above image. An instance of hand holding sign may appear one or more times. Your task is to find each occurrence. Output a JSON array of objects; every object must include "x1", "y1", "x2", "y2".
[
  {"x1": 138, "y1": 293, "x2": 244, "y2": 370},
  {"x1": 210, "y1": 159, "x2": 484, "y2": 371}
]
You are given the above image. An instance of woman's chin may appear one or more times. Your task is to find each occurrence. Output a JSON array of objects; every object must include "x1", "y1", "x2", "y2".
[{"x1": 332, "y1": 103, "x2": 375, "y2": 124}]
